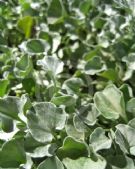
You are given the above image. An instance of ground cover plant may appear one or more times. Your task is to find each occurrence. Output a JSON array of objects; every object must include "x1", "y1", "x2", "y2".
[{"x1": 1, "y1": 0, "x2": 135, "y2": 168}]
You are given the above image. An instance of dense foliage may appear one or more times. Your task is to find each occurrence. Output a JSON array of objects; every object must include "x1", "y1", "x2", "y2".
[{"x1": 1, "y1": 0, "x2": 135, "y2": 168}]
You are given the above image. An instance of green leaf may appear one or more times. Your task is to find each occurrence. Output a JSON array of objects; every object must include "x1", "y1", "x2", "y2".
[
  {"x1": 1, "y1": 116, "x2": 13, "y2": 133},
  {"x1": 128, "y1": 118, "x2": 135, "y2": 128},
  {"x1": 107, "y1": 155, "x2": 135, "y2": 169},
  {"x1": 99, "y1": 69, "x2": 118, "y2": 82},
  {"x1": 84, "y1": 56, "x2": 106, "y2": 75},
  {"x1": 22, "y1": 78, "x2": 35, "y2": 94},
  {"x1": 26, "y1": 39, "x2": 46, "y2": 53},
  {"x1": 122, "y1": 53, "x2": 135, "y2": 70},
  {"x1": 24, "y1": 133, "x2": 57, "y2": 158},
  {"x1": 37, "y1": 55, "x2": 64, "y2": 76},
  {"x1": 0, "y1": 96, "x2": 21, "y2": 120},
  {"x1": 44, "y1": 84, "x2": 56, "y2": 101},
  {"x1": 0, "y1": 95, "x2": 31, "y2": 123},
  {"x1": 17, "y1": 16, "x2": 34, "y2": 38},
  {"x1": 94, "y1": 84, "x2": 127, "y2": 121},
  {"x1": 78, "y1": 104, "x2": 100, "y2": 126},
  {"x1": 18, "y1": 94, "x2": 32, "y2": 123},
  {"x1": 51, "y1": 95, "x2": 76, "y2": 107},
  {"x1": 122, "y1": 53, "x2": 135, "y2": 79},
  {"x1": 27, "y1": 144, "x2": 56, "y2": 158},
  {"x1": 73, "y1": 114, "x2": 89, "y2": 133},
  {"x1": 126, "y1": 98, "x2": 135, "y2": 114},
  {"x1": 65, "y1": 117, "x2": 85, "y2": 140},
  {"x1": 83, "y1": 50, "x2": 98, "y2": 61},
  {"x1": 2, "y1": 0, "x2": 135, "y2": 167},
  {"x1": 62, "y1": 78, "x2": 84, "y2": 94},
  {"x1": 114, "y1": 0, "x2": 135, "y2": 15},
  {"x1": 24, "y1": 133, "x2": 44, "y2": 152},
  {"x1": 0, "y1": 79, "x2": 9, "y2": 97},
  {"x1": 120, "y1": 84, "x2": 133, "y2": 103},
  {"x1": 57, "y1": 136, "x2": 88, "y2": 159},
  {"x1": 63, "y1": 156, "x2": 106, "y2": 169},
  {"x1": 47, "y1": 0, "x2": 64, "y2": 24},
  {"x1": 48, "y1": 0, "x2": 62, "y2": 17},
  {"x1": 91, "y1": 0, "x2": 100, "y2": 6},
  {"x1": 115, "y1": 124, "x2": 135, "y2": 155},
  {"x1": 14, "y1": 55, "x2": 33, "y2": 78},
  {"x1": 0, "y1": 34, "x2": 7, "y2": 45},
  {"x1": 0, "y1": 139, "x2": 26, "y2": 168},
  {"x1": 22, "y1": 155, "x2": 33, "y2": 169},
  {"x1": 89, "y1": 127, "x2": 112, "y2": 152},
  {"x1": 20, "y1": 39, "x2": 50, "y2": 54},
  {"x1": 122, "y1": 69, "x2": 133, "y2": 81},
  {"x1": 38, "y1": 156, "x2": 64, "y2": 169},
  {"x1": 93, "y1": 17, "x2": 106, "y2": 29},
  {"x1": 27, "y1": 102, "x2": 66, "y2": 143},
  {"x1": 80, "y1": 0, "x2": 91, "y2": 15}
]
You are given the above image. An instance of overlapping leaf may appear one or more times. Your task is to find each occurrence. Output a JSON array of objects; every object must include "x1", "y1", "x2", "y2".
[
  {"x1": 27, "y1": 102, "x2": 67, "y2": 143},
  {"x1": 1, "y1": 0, "x2": 135, "y2": 168}
]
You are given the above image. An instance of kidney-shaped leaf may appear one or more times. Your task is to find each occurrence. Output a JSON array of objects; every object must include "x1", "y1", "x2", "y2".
[
  {"x1": 62, "y1": 77, "x2": 84, "y2": 94},
  {"x1": 51, "y1": 95, "x2": 76, "y2": 107},
  {"x1": 20, "y1": 39, "x2": 50, "y2": 54},
  {"x1": 126, "y1": 98, "x2": 135, "y2": 114},
  {"x1": 89, "y1": 127, "x2": 112, "y2": 152},
  {"x1": 38, "y1": 156, "x2": 64, "y2": 169},
  {"x1": 65, "y1": 117, "x2": 85, "y2": 141},
  {"x1": 94, "y1": 84, "x2": 127, "y2": 121},
  {"x1": 0, "y1": 139, "x2": 26, "y2": 168},
  {"x1": 122, "y1": 53, "x2": 135, "y2": 70},
  {"x1": 107, "y1": 155, "x2": 135, "y2": 169},
  {"x1": 84, "y1": 56, "x2": 106, "y2": 75},
  {"x1": 24, "y1": 133, "x2": 57, "y2": 158},
  {"x1": 128, "y1": 118, "x2": 135, "y2": 128},
  {"x1": 28, "y1": 144, "x2": 55, "y2": 158},
  {"x1": 1, "y1": 116, "x2": 13, "y2": 133},
  {"x1": 0, "y1": 95, "x2": 31, "y2": 122},
  {"x1": 63, "y1": 156, "x2": 106, "y2": 169},
  {"x1": 78, "y1": 104, "x2": 100, "y2": 126},
  {"x1": 57, "y1": 136, "x2": 88, "y2": 159},
  {"x1": 14, "y1": 55, "x2": 33, "y2": 78},
  {"x1": 27, "y1": 102, "x2": 66, "y2": 143},
  {"x1": 115, "y1": 124, "x2": 135, "y2": 155},
  {"x1": 0, "y1": 96, "x2": 21, "y2": 120},
  {"x1": 37, "y1": 55, "x2": 64, "y2": 76}
]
